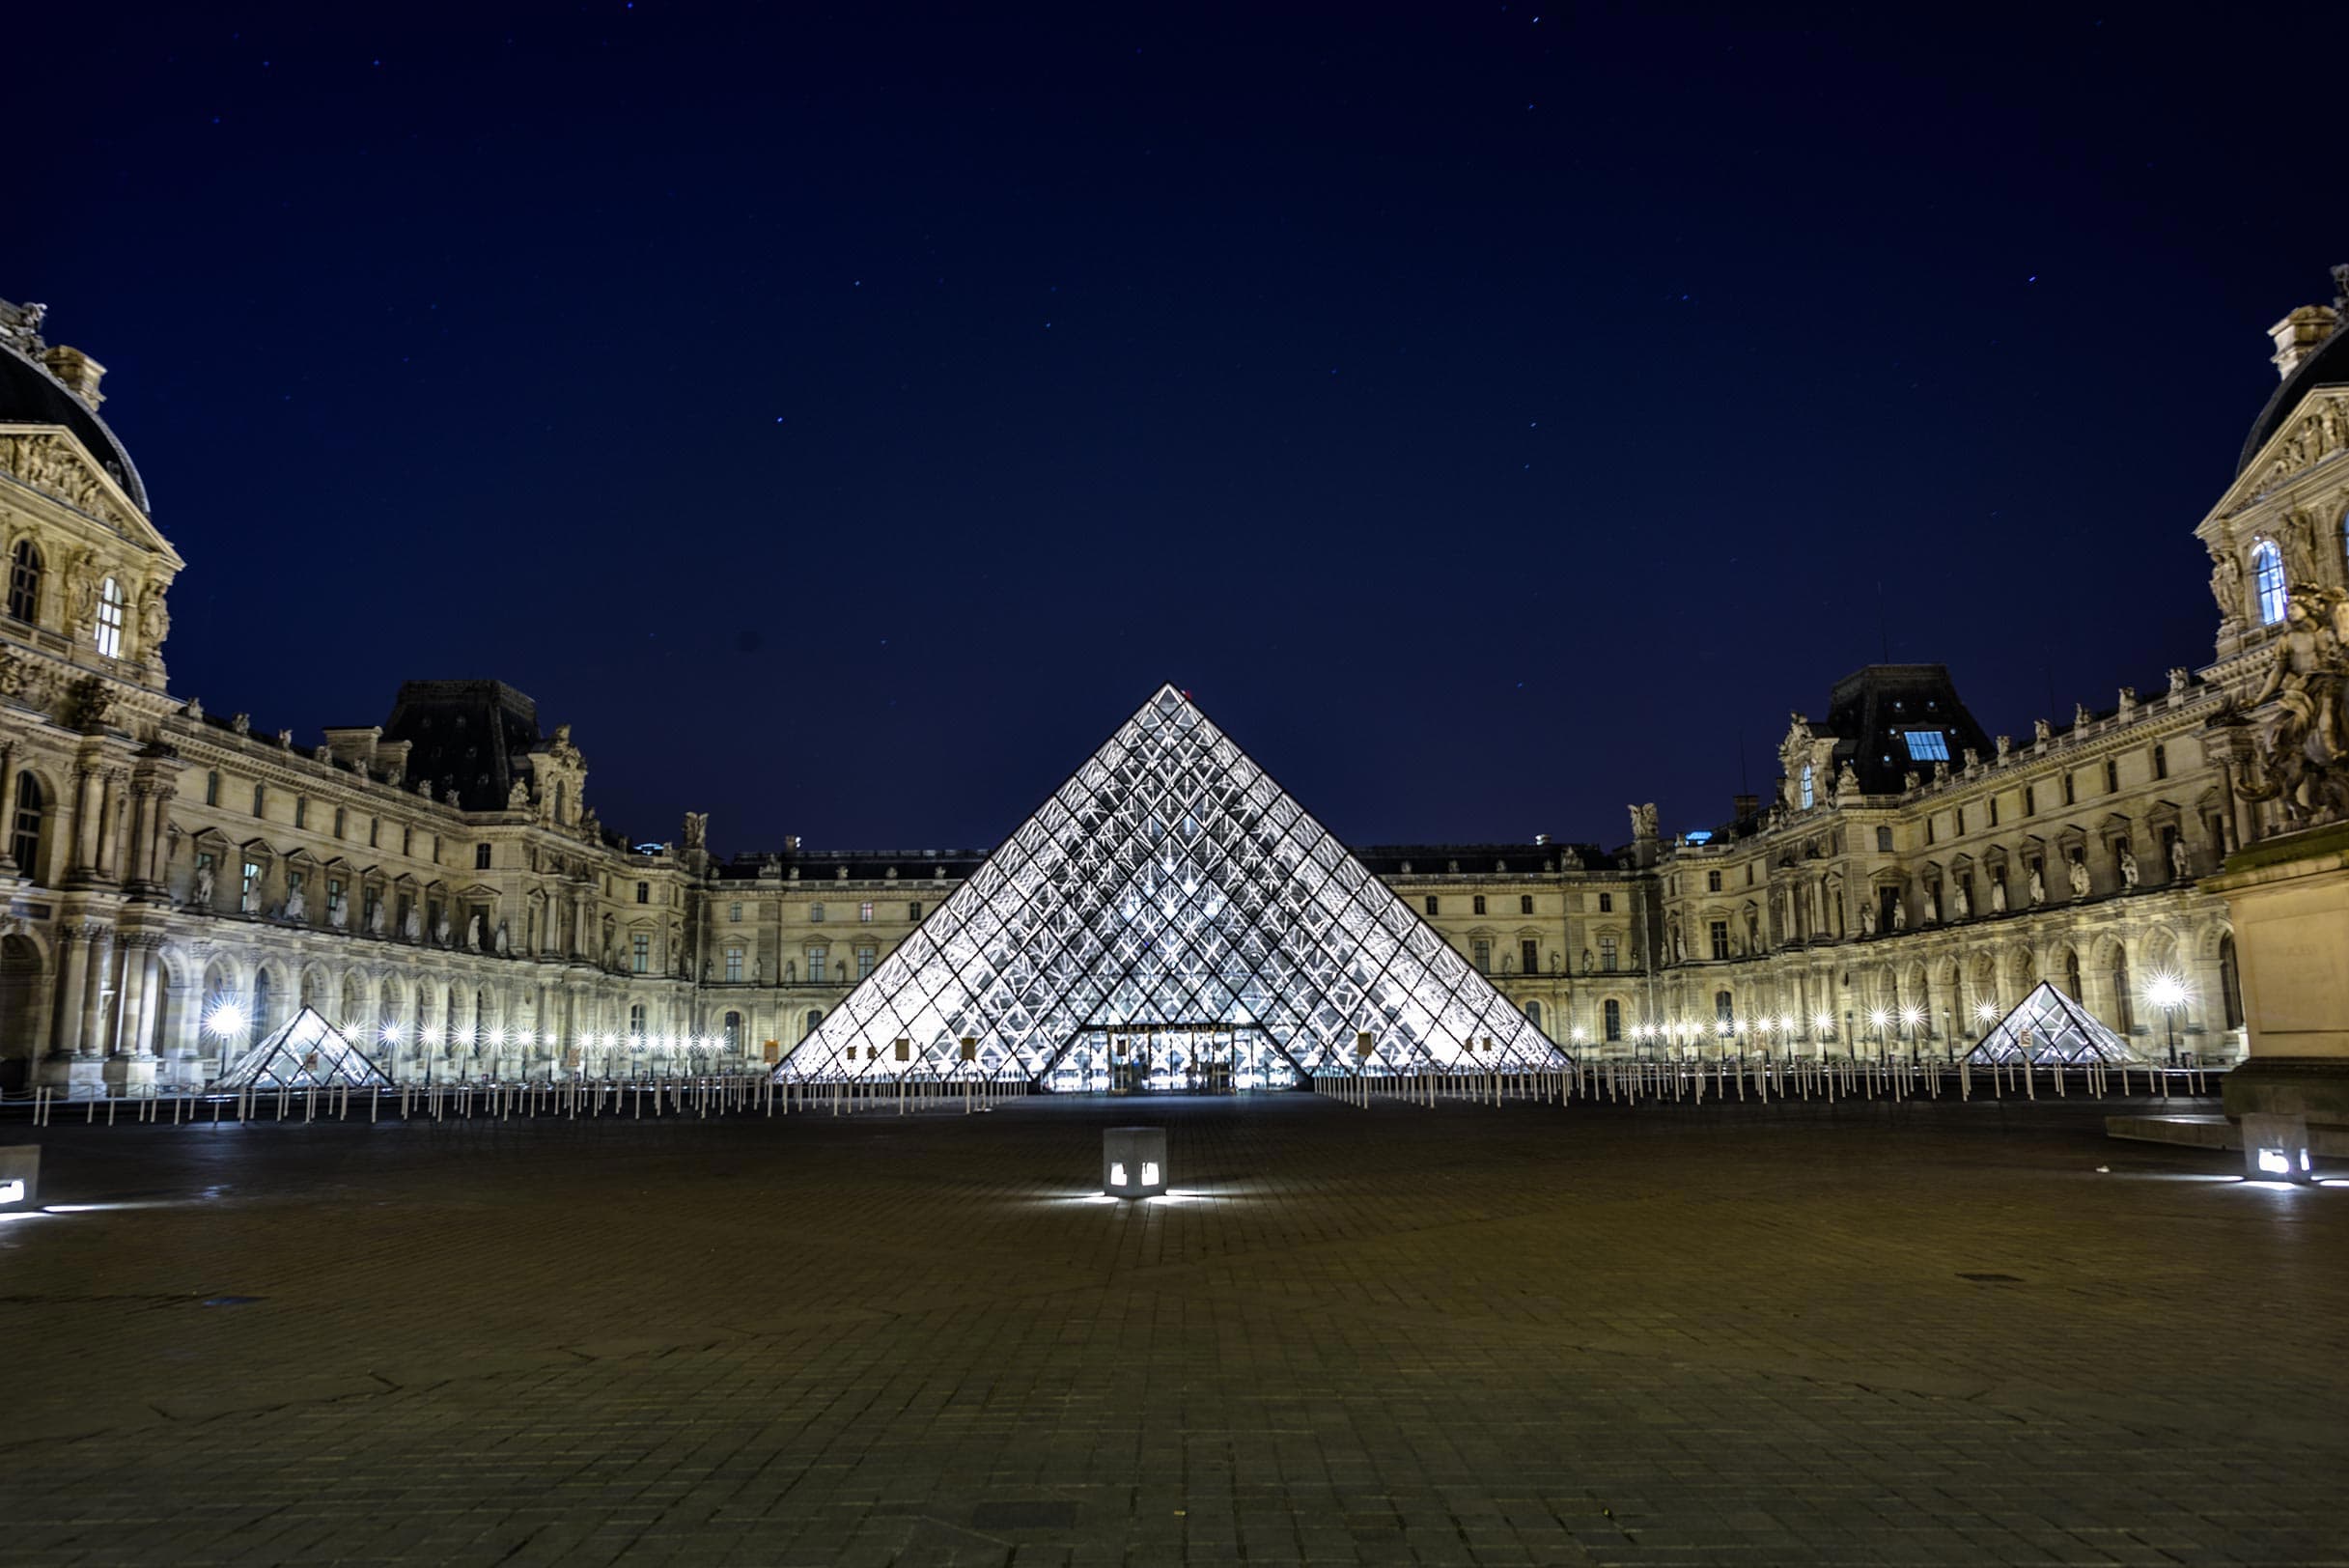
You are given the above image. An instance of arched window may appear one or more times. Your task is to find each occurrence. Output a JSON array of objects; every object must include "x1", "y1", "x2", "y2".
[
  {"x1": 2063, "y1": 949, "x2": 2083, "y2": 1002},
  {"x1": 1524, "y1": 999, "x2": 1543, "y2": 1031},
  {"x1": 10, "y1": 772, "x2": 44, "y2": 874},
  {"x1": 2251, "y1": 541, "x2": 2287, "y2": 626},
  {"x1": 1714, "y1": 990, "x2": 1735, "y2": 1026},
  {"x1": 1799, "y1": 763, "x2": 1814, "y2": 809},
  {"x1": 628, "y1": 1002, "x2": 647, "y2": 1038},
  {"x1": 2220, "y1": 936, "x2": 2245, "y2": 1029},
  {"x1": 722, "y1": 1011, "x2": 742, "y2": 1050},
  {"x1": 2109, "y1": 950, "x2": 2133, "y2": 1033},
  {"x1": 7, "y1": 540, "x2": 42, "y2": 623},
  {"x1": 1602, "y1": 997, "x2": 1622, "y2": 1042},
  {"x1": 94, "y1": 576, "x2": 125, "y2": 658},
  {"x1": 804, "y1": 1008, "x2": 825, "y2": 1039}
]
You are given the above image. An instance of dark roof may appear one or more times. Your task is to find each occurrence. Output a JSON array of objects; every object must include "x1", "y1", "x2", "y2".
[
  {"x1": 380, "y1": 681, "x2": 544, "y2": 813},
  {"x1": 1351, "y1": 843, "x2": 1606, "y2": 876},
  {"x1": 1818, "y1": 664, "x2": 1996, "y2": 798},
  {"x1": 0, "y1": 341, "x2": 150, "y2": 513},
  {"x1": 2239, "y1": 322, "x2": 2349, "y2": 477},
  {"x1": 716, "y1": 847, "x2": 990, "y2": 883}
]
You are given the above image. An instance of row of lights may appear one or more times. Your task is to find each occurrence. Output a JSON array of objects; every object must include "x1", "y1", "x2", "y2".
[
  {"x1": 202, "y1": 1002, "x2": 729, "y2": 1054},
  {"x1": 1558, "y1": 971, "x2": 2194, "y2": 1046}
]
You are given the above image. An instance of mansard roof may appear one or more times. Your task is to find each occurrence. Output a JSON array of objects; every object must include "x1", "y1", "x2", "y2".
[
  {"x1": 1819, "y1": 663, "x2": 1996, "y2": 798},
  {"x1": 381, "y1": 680, "x2": 544, "y2": 813},
  {"x1": 0, "y1": 338, "x2": 149, "y2": 514},
  {"x1": 2240, "y1": 320, "x2": 2349, "y2": 478}
]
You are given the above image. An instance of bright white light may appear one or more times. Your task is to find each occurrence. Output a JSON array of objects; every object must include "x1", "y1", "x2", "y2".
[
  {"x1": 1570, "y1": 1026, "x2": 1586, "y2": 1043},
  {"x1": 204, "y1": 1002, "x2": 247, "y2": 1039},
  {"x1": 424, "y1": 1026, "x2": 444, "y2": 1047},
  {"x1": 489, "y1": 1028, "x2": 508, "y2": 1050},
  {"x1": 601, "y1": 1032, "x2": 617, "y2": 1050},
  {"x1": 1869, "y1": 1010, "x2": 1888, "y2": 1029},
  {"x1": 0, "y1": 1179, "x2": 23, "y2": 1205},
  {"x1": 1110, "y1": 1162, "x2": 1128, "y2": 1186},
  {"x1": 2259, "y1": 1148, "x2": 2290, "y2": 1175},
  {"x1": 2146, "y1": 972, "x2": 2189, "y2": 1010},
  {"x1": 380, "y1": 1022, "x2": 403, "y2": 1045},
  {"x1": 1974, "y1": 1002, "x2": 1998, "y2": 1022},
  {"x1": 1812, "y1": 1013, "x2": 1833, "y2": 1034},
  {"x1": 1141, "y1": 1162, "x2": 1160, "y2": 1186},
  {"x1": 1776, "y1": 1015, "x2": 1791, "y2": 1034},
  {"x1": 1900, "y1": 1007, "x2": 1923, "y2": 1027}
]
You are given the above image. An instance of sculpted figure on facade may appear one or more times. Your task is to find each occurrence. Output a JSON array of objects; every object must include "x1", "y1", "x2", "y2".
[
  {"x1": 192, "y1": 860, "x2": 214, "y2": 908},
  {"x1": 2170, "y1": 836, "x2": 2192, "y2": 882},
  {"x1": 1923, "y1": 886, "x2": 1939, "y2": 923},
  {"x1": 1951, "y1": 879, "x2": 1970, "y2": 918},
  {"x1": 2027, "y1": 863, "x2": 2045, "y2": 905},
  {"x1": 2227, "y1": 582, "x2": 2349, "y2": 826},
  {"x1": 404, "y1": 904, "x2": 421, "y2": 941},
  {"x1": 494, "y1": 920, "x2": 510, "y2": 956},
  {"x1": 283, "y1": 880, "x2": 306, "y2": 922},
  {"x1": 1890, "y1": 896, "x2": 1906, "y2": 931},
  {"x1": 1832, "y1": 760, "x2": 1860, "y2": 803},
  {"x1": 1859, "y1": 901, "x2": 1876, "y2": 937},
  {"x1": 683, "y1": 812, "x2": 709, "y2": 850},
  {"x1": 327, "y1": 890, "x2": 348, "y2": 930},
  {"x1": 507, "y1": 777, "x2": 531, "y2": 811},
  {"x1": 1628, "y1": 802, "x2": 1658, "y2": 841},
  {"x1": 2119, "y1": 847, "x2": 2139, "y2": 890},
  {"x1": 465, "y1": 913, "x2": 482, "y2": 952},
  {"x1": 369, "y1": 896, "x2": 387, "y2": 937},
  {"x1": 1989, "y1": 876, "x2": 2006, "y2": 913},
  {"x1": 434, "y1": 909, "x2": 452, "y2": 947},
  {"x1": 2067, "y1": 854, "x2": 2090, "y2": 899}
]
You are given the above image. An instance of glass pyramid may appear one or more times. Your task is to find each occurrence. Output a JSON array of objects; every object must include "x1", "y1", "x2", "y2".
[
  {"x1": 776, "y1": 685, "x2": 1570, "y2": 1085},
  {"x1": 216, "y1": 1006, "x2": 396, "y2": 1090},
  {"x1": 1964, "y1": 981, "x2": 2144, "y2": 1065}
]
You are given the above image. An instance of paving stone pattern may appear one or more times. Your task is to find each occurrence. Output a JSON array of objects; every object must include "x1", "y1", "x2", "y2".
[{"x1": 1, "y1": 1092, "x2": 2344, "y2": 1566}]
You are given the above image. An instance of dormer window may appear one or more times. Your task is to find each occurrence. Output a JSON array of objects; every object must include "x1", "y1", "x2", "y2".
[
  {"x1": 1799, "y1": 763, "x2": 1814, "y2": 809},
  {"x1": 2252, "y1": 540, "x2": 2287, "y2": 626}
]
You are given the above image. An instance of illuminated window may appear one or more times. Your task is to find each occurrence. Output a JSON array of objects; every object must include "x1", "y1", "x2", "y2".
[
  {"x1": 6, "y1": 539, "x2": 41, "y2": 622},
  {"x1": 724, "y1": 946, "x2": 743, "y2": 983},
  {"x1": 723, "y1": 1011, "x2": 742, "y2": 1050},
  {"x1": 630, "y1": 932, "x2": 650, "y2": 973},
  {"x1": 2252, "y1": 541, "x2": 2287, "y2": 626},
  {"x1": 1715, "y1": 991, "x2": 1734, "y2": 1024},
  {"x1": 94, "y1": 576, "x2": 125, "y2": 658},
  {"x1": 1799, "y1": 763, "x2": 1813, "y2": 809},
  {"x1": 859, "y1": 901, "x2": 874, "y2": 923},
  {"x1": 1902, "y1": 729, "x2": 1949, "y2": 762}
]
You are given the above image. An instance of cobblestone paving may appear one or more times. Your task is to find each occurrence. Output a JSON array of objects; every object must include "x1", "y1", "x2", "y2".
[{"x1": 1, "y1": 1090, "x2": 2343, "y2": 1566}]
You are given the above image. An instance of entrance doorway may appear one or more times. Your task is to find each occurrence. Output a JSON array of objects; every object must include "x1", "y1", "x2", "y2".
[{"x1": 1051, "y1": 1023, "x2": 1299, "y2": 1093}]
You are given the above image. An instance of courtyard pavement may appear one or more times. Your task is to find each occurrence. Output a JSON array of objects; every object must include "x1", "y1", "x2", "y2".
[{"x1": 0, "y1": 1091, "x2": 2343, "y2": 1566}]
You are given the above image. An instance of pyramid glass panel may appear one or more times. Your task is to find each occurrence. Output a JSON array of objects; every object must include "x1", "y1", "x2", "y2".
[
  {"x1": 1965, "y1": 982, "x2": 2144, "y2": 1065},
  {"x1": 216, "y1": 1007, "x2": 395, "y2": 1090},
  {"x1": 777, "y1": 685, "x2": 1568, "y2": 1085}
]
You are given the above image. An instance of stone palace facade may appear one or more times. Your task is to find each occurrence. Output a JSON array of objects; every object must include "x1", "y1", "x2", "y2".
[{"x1": 9, "y1": 270, "x2": 2349, "y2": 1092}]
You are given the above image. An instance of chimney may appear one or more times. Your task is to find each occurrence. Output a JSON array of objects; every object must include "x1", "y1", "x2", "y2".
[
  {"x1": 2268, "y1": 303, "x2": 2339, "y2": 381},
  {"x1": 1733, "y1": 793, "x2": 1760, "y2": 824},
  {"x1": 38, "y1": 345, "x2": 105, "y2": 407}
]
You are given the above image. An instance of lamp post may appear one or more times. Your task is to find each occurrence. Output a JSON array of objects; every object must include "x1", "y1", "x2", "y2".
[
  {"x1": 1869, "y1": 1009, "x2": 1889, "y2": 1067},
  {"x1": 1812, "y1": 1011, "x2": 1834, "y2": 1060},
  {"x1": 2146, "y1": 972, "x2": 2189, "y2": 1067},
  {"x1": 1900, "y1": 1006, "x2": 1923, "y2": 1066}
]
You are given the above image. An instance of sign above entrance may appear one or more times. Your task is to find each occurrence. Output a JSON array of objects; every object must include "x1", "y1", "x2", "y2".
[{"x1": 774, "y1": 684, "x2": 1570, "y2": 1084}]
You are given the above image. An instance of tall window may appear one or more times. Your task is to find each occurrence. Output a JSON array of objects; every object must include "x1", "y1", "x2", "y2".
[
  {"x1": 723, "y1": 1011, "x2": 742, "y2": 1050},
  {"x1": 1598, "y1": 892, "x2": 1612, "y2": 912},
  {"x1": 475, "y1": 843, "x2": 492, "y2": 870},
  {"x1": 239, "y1": 859, "x2": 262, "y2": 913},
  {"x1": 10, "y1": 772, "x2": 43, "y2": 872},
  {"x1": 630, "y1": 932, "x2": 650, "y2": 973},
  {"x1": 7, "y1": 540, "x2": 41, "y2": 623},
  {"x1": 333, "y1": 806, "x2": 346, "y2": 838},
  {"x1": 1954, "y1": 805, "x2": 1966, "y2": 835},
  {"x1": 1709, "y1": 920, "x2": 1730, "y2": 961},
  {"x1": 1472, "y1": 894, "x2": 1487, "y2": 915},
  {"x1": 2252, "y1": 541, "x2": 2287, "y2": 626},
  {"x1": 2220, "y1": 936, "x2": 2244, "y2": 1029},
  {"x1": 1875, "y1": 826, "x2": 1893, "y2": 853},
  {"x1": 2103, "y1": 759, "x2": 2119, "y2": 794},
  {"x1": 634, "y1": 881, "x2": 650, "y2": 905},
  {"x1": 1424, "y1": 895, "x2": 1439, "y2": 916},
  {"x1": 1705, "y1": 870, "x2": 1721, "y2": 893},
  {"x1": 252, "y1": 783, "x2": 266, "y2": 817},
  {"x1": 909, "y1": 901, "x2": 923, "y2": 921},
  {"x1": 294, "y1": 798, "x2": 307, "y2": 830},
  {"x1": 808, "y1": 945, "x2": 827, "y2": 983},
  {"x1": 1471, "y1": 938, "x2": 1492, "y2": 972},
  {"x1": 2152, "y1": 743, "x2": 2167, "y2": 780},
  {"x1": 94, "y1": 576, "x2": 125, "y2": 658},
  {"x1": 859, "y1": 901, "x2": 874, "y2": 923},
  {"x1": 1714, "y1": 991, "x2": 1734, "y2": 1025},
  {"x1": 629, "y1": 1002, "x2": 647, "y2": 1037},
  {"x1": 1521, "y1": 938, "x2": 1540, "y2": 973},
  {"x1": 724, "y1": 945, "x2": 743, "y2": 983},
  {"x1": 2110, "y1": 950, "x2": 2134, "y2": 1033},
  {"x1": 810, "y1": 902, "x2": 826, "y2": 922},
  {"x1": 1599, "y1": 936, "x2": 1618, "y2": 971},
  {"x1": 1524, "y1": 999, "x2": 1543, "y2": 1030},
  {"x1": 2062, "y1": 949, "x2": 2083, "y2": 1001},
  {"x1": 205, "y1": 770, "x2": 220, "y2": 807},
  {"x1": 1519, "y1": 894, "x2": 1534, "y2": 915},
  {"x1": 856, "y1": 944, "x2": 876, "y2": 979},
  {"x1": 729, "y1": 902, "x2": 742, "y2": 922},
  {"x1": 1603, "y1": 998, "x2": 1622, "y2": 1042},
  {"x1": 2061, "y1": 773, "x2": 2076, "y2": 806},
  {"x1": 1799, "y1": 763, "x2": 1814, "y2": 809},
  {"x1": 2023, "y1": 783, "x2": 2035, "y2": 816}
]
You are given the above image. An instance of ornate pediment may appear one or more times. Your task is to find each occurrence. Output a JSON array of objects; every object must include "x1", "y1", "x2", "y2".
[
  {"x1": 2217, "y1": 387, "x2": 2349, "y2": 518},
  {"x1": 0, "y1": 426, "x2": 177, "y2": 562}
]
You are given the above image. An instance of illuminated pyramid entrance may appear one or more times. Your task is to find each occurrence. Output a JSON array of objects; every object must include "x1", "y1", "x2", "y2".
[{"x1": 775, "y1": 685, "x2": 1569, "y2": 1088}]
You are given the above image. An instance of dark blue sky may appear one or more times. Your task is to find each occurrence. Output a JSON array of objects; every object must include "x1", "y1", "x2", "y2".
[{"x1": 17, "y1": 4, "x2": 2338, "y2": 854}]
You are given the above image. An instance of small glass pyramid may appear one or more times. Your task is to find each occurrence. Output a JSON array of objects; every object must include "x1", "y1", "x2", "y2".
[
  {"x1": 776, "y1": 685, "x2": 1569, "y2": 1085},
  {"x1": 216, "y1": 1006, "x2": 396, "y2": 1090},
  {"x1": 1965, "y1": 981, "x2": 2143, "y2": 1065}
]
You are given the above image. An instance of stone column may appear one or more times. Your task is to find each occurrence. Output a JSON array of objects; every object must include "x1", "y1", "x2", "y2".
[
  {"x1": 0, "y1": 743, "x2": 18, "y2": 870},
  {"x1": 103, "y1": 937, "x2": 159, "y2": 1097},
  {"x1": 70, "y1": 764, "x2": 102, "y2": 877},
  {"x1": 143, "y1": 775, "x2": 176, "y2": 892},
  {"x1": 47, "y1": 925, "x2": 90, "y2": 1060}
]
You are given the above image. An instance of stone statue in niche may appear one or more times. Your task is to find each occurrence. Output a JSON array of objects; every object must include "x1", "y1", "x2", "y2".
[
  {"x1": 370, "y1": 897, "x2": 387, "y2": 937},
  {"x1": 283, "y1": 881, "x2": 306, "y2": 923},
  {"x1": 2170, "y1": 837, "x2": 2192, "y2": 881},
  {"x1": 1990, "y1": 878, "x2": 2006, "y2": 913},
  {"x1": 1581, "y1": 948, "x2": 1594, "y2": 974},
  {"x1": 1923, "y1": 887, "x2": 1939, "y2": 923},
  {"x1": 1860, "y1": 902, "x2": 1876, "y2": 937},
  {"x1": 2067, "y1": 855, "x2": 2090, "y2": 899},
  {"x1": 2027, "y1": 864, "x2": 2045, "y2": 906},
  {"x1": 2118, "y1": 847, "x2": 2139, "y2": 890},
  {"x1": 434, "y1": 910, "x2": 452, "y2": 947},
  {"x1": 464, "y1": 913, "x2": 482, "y2": 952},
  {"x1": 494, "y1": 921, "x2": 510, "y2": 956},
  {"x1": 192, "y1": 861, "x2": 214, "y2": 908},
  {"x1": 1951, "y1": 880, "x2": 1970, "y2": 918},
  {"x1": 1890, "y1": 898, "x2": 1907, "y2": 932},
  {"x1": 405, "y1": 905, "x2": 423, "y2": 941},
  {"x1": 327, "y1": 891, "x2": 348, "y2": 931}
]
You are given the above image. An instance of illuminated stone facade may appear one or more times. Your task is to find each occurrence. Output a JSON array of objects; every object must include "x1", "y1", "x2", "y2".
[{"x1": 8, "y1": 273, "x2": 2349, "y2": 1092}]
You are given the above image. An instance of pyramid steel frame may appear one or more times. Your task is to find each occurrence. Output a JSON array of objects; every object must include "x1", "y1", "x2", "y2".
[
  {"x1": 216, "y1": 1006, "x2": 396, "y2": 1090},
  {"x1": 1964, "y1": 982, "x2": 2145, "y2": 1065},
  {"x1": 775, "y1": 686, "x2": 1571, "y2": 1085}
]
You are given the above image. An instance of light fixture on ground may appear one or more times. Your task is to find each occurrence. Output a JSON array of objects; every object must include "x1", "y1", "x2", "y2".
[
  {"x1": 2241, "y1": 1112, "x2": 2314, "y2": 1184},
  {"x1": 1103, "y1": 1126, "x2": 1167, "y2": 1198}
]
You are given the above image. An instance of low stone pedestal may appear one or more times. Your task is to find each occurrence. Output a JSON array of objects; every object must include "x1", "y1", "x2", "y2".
[
  {"x1": 37, "y1": 1057, "x2": 107, "y2": 1101},
  {"x1": 1103, "y1": 1126, "x2": 1167, "y2": 1198},
  {"x1": 2205, "y1": 821, "x2": 2349, "y2": 1131},
  {"x1": 102, "y1": 1056, "x2": 158, "y2": 1098},
  {"x1": 0, "y1": 1144, "x2": 37, "y2": 1209}
]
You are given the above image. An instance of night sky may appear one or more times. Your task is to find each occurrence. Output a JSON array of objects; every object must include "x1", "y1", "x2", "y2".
[{"x1": 15, "y1": 6, "x2": 2340, "y2": 856}]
